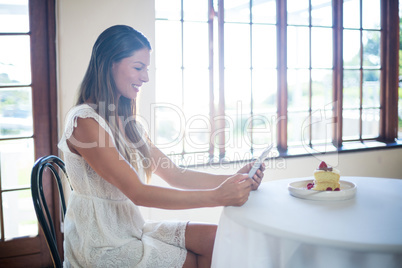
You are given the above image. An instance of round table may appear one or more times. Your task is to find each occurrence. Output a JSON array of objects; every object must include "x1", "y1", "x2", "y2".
[{"x1": 211, "y1": 177, "x2": 402, "y2": 268}]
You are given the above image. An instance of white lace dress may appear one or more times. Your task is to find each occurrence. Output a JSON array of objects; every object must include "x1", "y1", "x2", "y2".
[{"x1": 58, "y1": 104, "x2": 188, "y2": 268}]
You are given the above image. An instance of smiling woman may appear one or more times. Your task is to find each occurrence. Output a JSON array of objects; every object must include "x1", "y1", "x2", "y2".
[
  {"x1": 59, "y1": 24, "x2": 265, "y2": 268},
  {"x1": 111, "y1": 48, "x2": 150, "y2": 100}
]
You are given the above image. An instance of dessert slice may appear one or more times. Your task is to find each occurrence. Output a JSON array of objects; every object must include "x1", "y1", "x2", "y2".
[{"x1": 312, "y1": 161, "x2": 340, "y2": 191}]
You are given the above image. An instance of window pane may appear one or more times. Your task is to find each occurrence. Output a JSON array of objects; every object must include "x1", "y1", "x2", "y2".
[
  {"x1": 362, "y1": 70, "x2": 380, "y2": 108},
  {"x1": 225, "y1": 68, "x2": 251, "y2": 113},
  {"x1": 287, "y1": 0, "x2": 309, "y2": 26},
  {"x1": 362, "y1": 0, "x2": 381, "y2": 30},
  {"x1": 311, "y1": 108, "x2": 333, "y2": 144},
  {"x1": 343, "y1": 109, "x2": 360, "y2": 140},
  {"x1": 3, "y1": 189, "x2": 38, "y2": 239},
  {"x1": 225, "y1": 23, "x2": 250, "y2": 68},
  {"x1": 0, "y1": 87, "x2": 33, "y2": 138},
  {"x1": 155, "y1": 69, "x2": 182, "y2": 105},
  {"x1": 362, "y1": 108, "x2": 379, "y2": 139},
  {"x1": 225, "y1": 0, "x2": 250, "y2": 23},
  {"x1": 362, "y1": 30, "x2": 381, "y2": 68},
  {"x1": 252, "y1": 24, "x2": 276, "y2": 69},
  {"x1": 0, "y1": 0, "x2": 29, "y2": 33},
  {"x1": 343, "y1": 0, "x2": 360, "y2": 29},
  {"x1": 155, "y1": 20, "x2": 182, "y2": 69},
  {"x1": 288, "y1": 69, "x2": 310, "y2": 111},
  {"x1": 184, "y1": 115, "x2": 210, "y2": 153},
  {"x1": 183, "y1": 22, "x2": 209, "y2": 68},
  {"x1": 311, "y1": 0, "x2": 332, "y2": 27},
  {"x1": 343, "y1": 70, "x2": 360, "y2": 109},
  {"x1": 252, "y1": 69, "x2": 277, "y2": 113},
  {"x1": 248, "y1": 113, "x2": 276, "y2": 148},
  {"x1": 343, "y1": 29, "x2": 360, "y2": 69},
  {"x1": 252, "y1": 0, "x2": 276, "y2": 24},
  {"x1": 311, "y1": 27, "x2": 332, "y2": 68},
  {"x1": 183, "y1": 0, "x2": 208, "y2": 22},
  {"x1": 0, "y1": 35, "x2": 31, "y2": 86},
  {"x1": 311, "y1": 69, "x2": 332, "y2": 110},
  {"x1": 155, "y1": 0, "x2": 181, "y2": 20},
  {"x1": 155, "y1": 19, "x2": 183, "y2": 108},
  {"x1": 0, "y1": 138, "x2": 34, "y2": 190},
  {"x1": 154, "y1": 105, "x2": 184, "y2": 153},
  {"x1": 225, "y1": 112, "x2": 249, "y2": 152},
  {"x1": 183, "y1": 68, "x2": 209, "y2": 115},
  {"x1": 287, "y1": 26, "x2": 310, "y2": 68},
  {"x1": 288, "y1": 111, "x2": 309, "y2": 146}
]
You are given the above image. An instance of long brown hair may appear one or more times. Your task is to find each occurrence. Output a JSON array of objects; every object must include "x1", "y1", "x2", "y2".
[{"x1": 77, "y1": 25, "x2": 152, "y2": 180}]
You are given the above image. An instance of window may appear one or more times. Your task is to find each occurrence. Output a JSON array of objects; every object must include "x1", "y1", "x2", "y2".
[
  {"x1": 342, "y1": 0, "x2": 381, "y2": 141},
  {"x1": 154, "y1": 0, "x2": 399, "y2": 166},
  {"x1": 399, "y1": 0, "x2": 402, "y2": 139},
  {"x1": 0, "y1": 0, "x2": 58, "y2": 266},
  {"x1": 0, "y1": 0, "x2": 37, "y2": 242},
  {"x1": 286, "y1": 0, "x2": 334, "y2": 147}
]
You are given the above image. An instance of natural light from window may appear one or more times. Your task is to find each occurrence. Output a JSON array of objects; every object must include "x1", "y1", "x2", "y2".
[
  {"x1": 0, "y1": 0, "x2": 38, "y2": 240},
  {"x1": 154, "y1": 0, "x2": 394, "y2": 166}
]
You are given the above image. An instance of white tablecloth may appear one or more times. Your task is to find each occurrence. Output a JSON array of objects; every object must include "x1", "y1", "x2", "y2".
[{"x1": 212, "y1": 177, "x2": 402, "y2": 268}]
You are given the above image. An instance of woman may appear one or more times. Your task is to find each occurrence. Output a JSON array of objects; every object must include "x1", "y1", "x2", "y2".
[{"x1": 58, "y1": 25, "x2": 265, "y2": 267}]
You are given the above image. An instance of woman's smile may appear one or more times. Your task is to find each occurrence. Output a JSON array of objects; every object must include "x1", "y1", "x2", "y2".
[
  {"x1": 132, "y1": 84, "x2": 140, "y2": 92},
  {"x1": 112, "y1": 48, "x2": 150, "y2": 100}
]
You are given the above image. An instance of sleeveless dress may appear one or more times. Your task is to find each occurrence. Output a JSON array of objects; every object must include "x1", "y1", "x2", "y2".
[{"x1": 58, "y1": 104, "x2": 188, "y2": 267}]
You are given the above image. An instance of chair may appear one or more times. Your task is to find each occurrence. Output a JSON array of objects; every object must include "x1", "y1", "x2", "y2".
[{"x1": 31, "y1": 155, "x2": 68, "y2": 268}]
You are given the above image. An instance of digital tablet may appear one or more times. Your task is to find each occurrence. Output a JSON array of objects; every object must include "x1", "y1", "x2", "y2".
[{"x1": 248, "y1": 144, "x2": 273, "y2": 178}]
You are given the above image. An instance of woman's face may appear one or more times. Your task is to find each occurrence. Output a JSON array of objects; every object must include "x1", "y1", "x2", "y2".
[{"x1": 112, "y1": 48, "x2": 150, "y2": 100}]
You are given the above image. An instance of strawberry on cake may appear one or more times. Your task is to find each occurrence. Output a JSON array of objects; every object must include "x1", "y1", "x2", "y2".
[{"x1": 307, "y1": 161, "x2": 340, "y2": 191}]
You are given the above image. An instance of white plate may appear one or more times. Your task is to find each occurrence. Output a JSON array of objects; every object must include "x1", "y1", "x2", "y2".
[{"x1": 288, "y1": 179, "x2": 357, "y2": 201}]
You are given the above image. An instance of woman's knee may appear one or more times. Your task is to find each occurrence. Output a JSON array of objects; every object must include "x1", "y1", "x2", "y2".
[
  {"x1": 185, "y1": 222, "x2": 217, "y2": 255},
  {"x1": 182, "y1": 251, "x2": 197, "y2": 268}
]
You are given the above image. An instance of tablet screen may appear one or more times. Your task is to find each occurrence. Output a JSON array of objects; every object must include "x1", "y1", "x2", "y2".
[{"x1": 248, "y1": 144, "x2": 272, "y2": 178}]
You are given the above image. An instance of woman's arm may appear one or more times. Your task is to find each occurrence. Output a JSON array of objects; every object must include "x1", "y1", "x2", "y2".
[
  {"x1": 150, "y1": 145, "x2": 265, "y2": 190},
  {"x1": 67, "y1": 117, "x2": 253, "y2": 209}
]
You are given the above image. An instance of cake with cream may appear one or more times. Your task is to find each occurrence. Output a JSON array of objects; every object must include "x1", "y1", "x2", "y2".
[{"x1": 307, "y1": 161, "x2": 340, "y2": 191}]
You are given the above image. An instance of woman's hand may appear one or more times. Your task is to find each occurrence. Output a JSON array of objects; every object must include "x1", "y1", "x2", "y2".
[
  {"x1": 237, "y1": 161, "x2": 266, "y2": 190},
  {"x1": 214, "y1": 173, "x2": 253, "y2": 206}
]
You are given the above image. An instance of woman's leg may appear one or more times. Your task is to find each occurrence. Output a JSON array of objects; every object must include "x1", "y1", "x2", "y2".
[{"x1": 182, "y1": 222, "x2": 217, "y2": 268}]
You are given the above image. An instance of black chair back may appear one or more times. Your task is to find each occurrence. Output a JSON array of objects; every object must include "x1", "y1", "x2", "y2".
[{"x1": 31, "y1": 155, "x2": 68, "y2": 268}]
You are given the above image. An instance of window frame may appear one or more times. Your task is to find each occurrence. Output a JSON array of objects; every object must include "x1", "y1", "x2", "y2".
[
  {"x1": 268, "y1": 0, "x2": 399, "y2": 152},
  {"x1": 154, "y1": 0, "x2": 401, "y2": 166},
  {"x1": 379, "y1": 0, "x2": 399, "y2": 142},
  {"x1": 0, "y1": 0, "x2": 59, "y2": 266}
]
